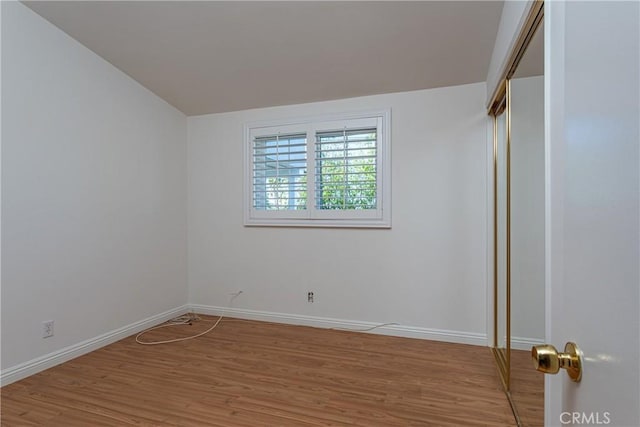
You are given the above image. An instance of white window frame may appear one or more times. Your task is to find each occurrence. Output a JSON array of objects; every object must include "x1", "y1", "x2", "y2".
[{"x1": 244, "y1": 109, "x2": 391, "y2": 228}]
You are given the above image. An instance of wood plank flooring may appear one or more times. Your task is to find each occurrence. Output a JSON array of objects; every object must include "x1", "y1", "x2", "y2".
[
  {"x1": 2, "y1": 316, "x2": 521, "y2": 426},
  {"x1": 510, "y1": 349, "x2": 544, "y2": 426}
]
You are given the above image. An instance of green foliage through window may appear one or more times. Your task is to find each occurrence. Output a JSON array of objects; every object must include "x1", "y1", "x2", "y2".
[{"x1": 315, "y1": 128, "x2": 377, "y2": 210}]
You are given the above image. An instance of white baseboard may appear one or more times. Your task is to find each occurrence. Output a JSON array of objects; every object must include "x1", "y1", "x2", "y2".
[
  {"x1": 189, "y1": 304, "x2": 488, "y2": 347},
  {"x1": 511, "y1": 336, "x2": 544, "y2": 350},
  {"x1": 0, "y1": 305, "x2": 190, "y2": 386},
  {"x1": 2, "y1": 304, "x2": 490, "y2": 386}
]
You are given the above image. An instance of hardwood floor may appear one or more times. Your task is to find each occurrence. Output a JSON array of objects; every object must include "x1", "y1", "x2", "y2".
[
  {"x1": 510, "y1": 349, "x2": 544, "y2": 426},
  {"x1": 2, "y1": 317, "x2": 520, "y2": 426}
]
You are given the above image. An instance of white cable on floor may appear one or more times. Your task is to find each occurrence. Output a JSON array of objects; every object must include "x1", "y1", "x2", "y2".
[
  {"x1": 331, "y1": 322, "x2": 398, "y2": 332},
  {"x1": 135, "y1": 291, "x2": 243, "y2": 345}
]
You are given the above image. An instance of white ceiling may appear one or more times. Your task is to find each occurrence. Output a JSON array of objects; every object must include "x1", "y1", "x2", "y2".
[{"x1": 24, "y1": 1, "x2": 504, "y2": 116}]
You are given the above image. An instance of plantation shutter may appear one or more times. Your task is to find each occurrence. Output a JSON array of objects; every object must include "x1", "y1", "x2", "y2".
[
  {"x1": 314, "y1": 128, "x2": 377, "y2": 210},
  {"x1": 252, "y1": 133, "x2": 307, "y2": 211},
  {"x1": 245, "y1": 110, "x2": 389, "y2": 227}
]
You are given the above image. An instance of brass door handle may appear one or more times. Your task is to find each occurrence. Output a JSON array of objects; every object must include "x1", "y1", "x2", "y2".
[{"x1": 531, "y1": 342, "x2": 583, "y2": 382}]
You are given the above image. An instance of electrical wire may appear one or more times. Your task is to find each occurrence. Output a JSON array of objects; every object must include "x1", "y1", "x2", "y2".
[
  {"x1": 136, "y1": 290, "x2": 396, "y2": 344},
  {"x1": 135, "y1": 291, "x2": 243, "y2": 345},
  {"x1": 331, "y1": 322, "x2": 398, "y2": 332}
]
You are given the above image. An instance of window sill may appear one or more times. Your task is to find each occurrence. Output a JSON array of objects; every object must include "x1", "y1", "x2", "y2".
[{"x1": 244, "y1": 218, "x2": 391, "y2": 229}]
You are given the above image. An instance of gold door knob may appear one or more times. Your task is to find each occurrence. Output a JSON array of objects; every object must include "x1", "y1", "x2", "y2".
[{"x1": 531, "y1": 342, "x2": 583, "y2": 382}]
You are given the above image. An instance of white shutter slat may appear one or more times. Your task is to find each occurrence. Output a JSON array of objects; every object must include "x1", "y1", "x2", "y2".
[
  {"x1": 252, "y1": 133, "x2": 307, "y2": 211},
  {"x1": 314, "y1": 127, "x2": 377, "y2": 211}
]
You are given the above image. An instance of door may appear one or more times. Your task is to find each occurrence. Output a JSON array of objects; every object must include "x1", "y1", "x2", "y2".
[{"x1": 545, "y1": 1, "x2": 639, "y2": 426}]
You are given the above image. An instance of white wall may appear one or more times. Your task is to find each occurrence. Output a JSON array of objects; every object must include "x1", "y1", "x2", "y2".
[
  {"x1": 1, "y1": 2, "x2": 188, "y2": 375},
  {"x1": 510, "y1": 75, "x2": 545, "y2": 345},
  {"x1": 188, "y1": 83, "x2": 489, "y2": 341}
]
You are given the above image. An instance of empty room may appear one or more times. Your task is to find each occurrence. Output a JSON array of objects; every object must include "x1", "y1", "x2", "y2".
[{"x1": 1, "y1": 1, "x2": 638, "y2": 426}]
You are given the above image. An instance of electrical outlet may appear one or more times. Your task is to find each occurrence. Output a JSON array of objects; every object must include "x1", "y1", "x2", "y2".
[
  {"x1": 307, "y1": 291, "x2": 314, "y2": 303},
  {"x1": 42, "y1": 320, "x2": 54, "y2": 338}
]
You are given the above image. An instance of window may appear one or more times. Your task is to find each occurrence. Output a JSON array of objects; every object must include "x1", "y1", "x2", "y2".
[
  {"x1": 253, "y1": 132, "x2": 307, "y2": 211},
  {"x1": 244, "y1": 110, "x2": 391, "y2": 227}
]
